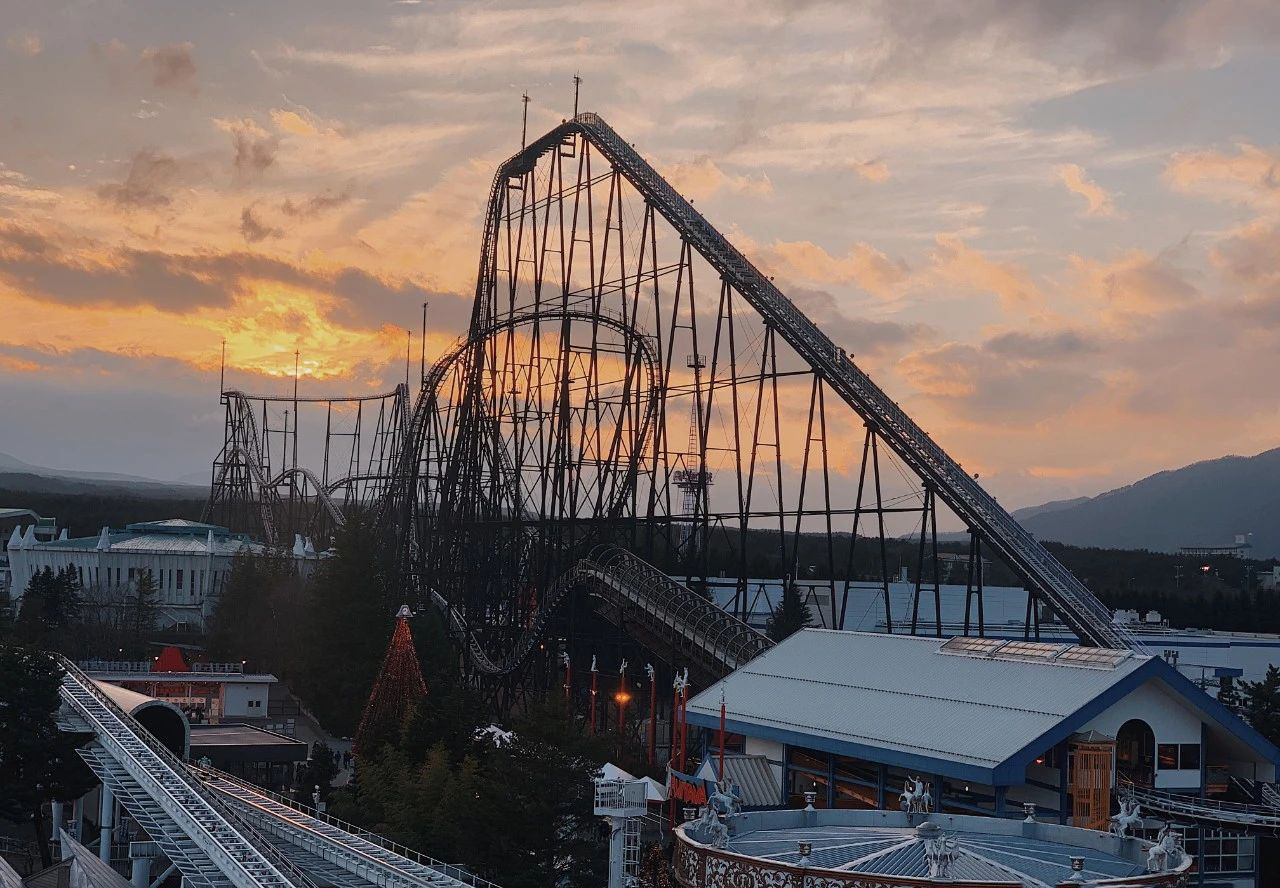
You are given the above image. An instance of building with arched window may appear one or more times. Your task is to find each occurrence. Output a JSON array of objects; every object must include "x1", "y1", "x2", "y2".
[{"x1": 688, "y1": 630, "x2": 1280, "y2": 887}]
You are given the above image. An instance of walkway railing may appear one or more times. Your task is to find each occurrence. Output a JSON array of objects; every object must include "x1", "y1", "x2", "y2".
[
  {"x1": 56, "y1": 657, "x2": 312, "y2": 888},
  {"x1": 194, "y1": 765, "x2": 500, "y2": 888}
]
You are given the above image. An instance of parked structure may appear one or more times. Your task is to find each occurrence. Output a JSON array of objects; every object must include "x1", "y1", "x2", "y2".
[{"x1": 7, "y1": 518, "x2": 322, "y2": 630}]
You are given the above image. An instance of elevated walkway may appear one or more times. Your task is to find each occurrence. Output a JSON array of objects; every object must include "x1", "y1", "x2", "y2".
[
  {"x1": 1122, "y1": 780, "x2": 1280, "y2": 834},
  {"x1": 56, "y1": 658, "x2": 499, "y2": 888}
]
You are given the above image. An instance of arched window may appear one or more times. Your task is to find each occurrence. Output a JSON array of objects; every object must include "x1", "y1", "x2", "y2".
[{"x1": 1116, "y1": 718, "x2": 1156, "y2": 786}]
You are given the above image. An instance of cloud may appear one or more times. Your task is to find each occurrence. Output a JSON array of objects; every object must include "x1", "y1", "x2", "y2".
[
  {"x1": 852, "y1": 159, "x2": 890, "y2": 183},
  {"x1": 141, "y1": 43, "x2": 197, "y2": 91},
  {"x1": 6, "y1": 33, "x2": 42, "y2": 57},
  {"x1": 1069, "y1": 249, "x2": 1198, "y2": 317},
  {"x1": 899, "y1": 339, "x2": 1099, "y2": 425},
  {"x1": 1056, "y1": 163, "x2": 1114, "y2": 216},
  {"x1": 270, "y1": 108, "x2": 343, "y2": 138},
  {"x1": 239, "y1": 206, "x2": 283, "y2": 243},
  {"x1": 96, "y1": 150, "x2": 182, "y2": 210},
  {"x1": 930, "y1": 236, "x2": 1043, "y2": 308},
  {"x1": 661, "y1": 156, "x2": 772, "y2": 200},
  {"x1": 0, "y1": 224, "x2": 435, "y2": 323},
  {"x1": 1165, "y1": 143, "x2": 1280, "y2": 207},
  {"x1": 786, "y1": 286, "x2": 929, "y2": 356},
  {"x1": 220, "y1": 118, "x2": 278, "y2": 178},
  {"x1": 984, "y1": 328, "x2": 1100, "y2": 359},
  {"x1": 281, "y1": 190, "x2": 351, "y2": 218},
  {"x1": 754, "y1": 239, "x2": 908, "y2": 299}
]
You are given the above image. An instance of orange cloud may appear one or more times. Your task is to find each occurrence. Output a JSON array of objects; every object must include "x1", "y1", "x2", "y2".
[
  {"x1": 661, "y1": 156, "x2": 772, "y2": 200},
  {"x1": 1056, "y1": 163, "x2": 1114, "y2": 216},
  {"x1": 758, "y1": 239, "x2": 907, "y2": 299},
  {"x1": 1165, "y1": 143, "x2": 1280, "y2": 206},
  {"x1": 930, "y1": 236, "x2": 1042, "y2": 309}
]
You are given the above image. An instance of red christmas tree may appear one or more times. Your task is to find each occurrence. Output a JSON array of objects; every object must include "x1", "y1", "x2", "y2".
[{"x1": 354, "y1": 605, "x2": 428, "y2": 756}]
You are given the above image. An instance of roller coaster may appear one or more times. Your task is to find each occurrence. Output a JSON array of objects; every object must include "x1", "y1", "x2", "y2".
[{"x1": 208, "y1": 112, "x2": 1140, "y2": 702}]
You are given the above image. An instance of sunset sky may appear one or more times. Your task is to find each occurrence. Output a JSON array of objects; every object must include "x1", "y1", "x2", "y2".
[{"x1": 2, "y1": 1, "x2": 1279, "y2": 507}]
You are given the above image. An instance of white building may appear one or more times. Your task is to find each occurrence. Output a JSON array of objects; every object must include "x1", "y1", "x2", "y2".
[
  {"x1": 6, "y1": 518, "x2": 322, "y2": 631},
  {"x1": 687, "y1": 630, "x2": 1280, "y2": 887}
]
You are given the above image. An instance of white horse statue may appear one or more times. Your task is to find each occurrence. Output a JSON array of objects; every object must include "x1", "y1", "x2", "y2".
[
  {"x1": 1110, "y1": 796, "x2": 1142, "y2": 837},
  {"x1": 1146, "y1": 824, "x2": 1185, "y2": 872},
  {"x1": 899, "y1": 776, "x2": 932, "y2": 814},
  {"x1": 690, "y1": 804, "x2": 730, "y2": 848}
]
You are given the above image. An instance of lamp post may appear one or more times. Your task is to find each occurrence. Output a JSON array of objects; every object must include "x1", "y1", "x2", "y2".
[
  {"x1": 616, "y1": 659, "x2": 629, "y2": 735},
  {"x1": 589, "y1": 655, "x2": 598, "y2": 735},
  {"x1": 645, "y1": 663, "x2": 656, "y2": 766}
]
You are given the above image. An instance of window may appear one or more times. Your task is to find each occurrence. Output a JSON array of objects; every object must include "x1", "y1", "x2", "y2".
[
  {"x1": 128, "y1": 568, "x2": 136, "y2": 581},
  {"x1": 1158, "y1": 744, "x2": 1178, "y2": 769},
  {"x1": 1179, "y1": 743, "x2": 1201, "y2": 771},
  {"x1": 177, "y1": 569, "x2": 184, "y2": 591},
  {"x1": 1183, "y1": 830, "x2": 1255, "y2": 874}
]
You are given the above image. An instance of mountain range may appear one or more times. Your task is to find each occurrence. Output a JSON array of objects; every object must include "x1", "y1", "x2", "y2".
[
  {"x1": 1012, "y1": 447, "x2": 1280, "y2": 560},
  {"x1": 0, "y1": 451, "x2": 204, "y2": 497}
]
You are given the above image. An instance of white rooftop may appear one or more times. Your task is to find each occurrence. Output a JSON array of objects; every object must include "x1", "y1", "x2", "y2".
[{"x1": 686, "y1": 629, "x2": 1158, "y2": 783}]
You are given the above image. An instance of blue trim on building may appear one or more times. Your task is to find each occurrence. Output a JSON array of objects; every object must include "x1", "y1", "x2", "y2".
[
  {"x1": 694, "y1": 650, "x2": 1280, "y2": 792},
  {"x1": 686, "y1": 711, "x2": 999, "y2": 785},
  {"x1": 996, "y1": 656, "x2": 1280, "y2": 784}
]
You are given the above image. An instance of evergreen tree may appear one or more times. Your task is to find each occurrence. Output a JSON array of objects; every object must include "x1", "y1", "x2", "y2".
[
  {"x1": 1240, "y1": 665, "x2": 1280, "y2": 747},
  {"x1": 124, "y1": 570, "x2": 159, "y2": 659},
  {"x1": 0, "y1": 647, "x2": 96, "y2": 866},
  {"x1": 15, "y1": 567, "x2": 83, "y2": 650},
  {"x1": 207, "y1": 550, "x2": 304, "y2": 673},
  {"x1": 766, "y1": 577, "x2": 812, "y2": 642},
  {"x1": 295, "y1": 518, "x2": 397, "y2": 735}
]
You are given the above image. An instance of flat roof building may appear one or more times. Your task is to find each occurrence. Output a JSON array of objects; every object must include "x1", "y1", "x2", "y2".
[{"x1": 7, "y1": 518, "x2": 322, "y2": 631}]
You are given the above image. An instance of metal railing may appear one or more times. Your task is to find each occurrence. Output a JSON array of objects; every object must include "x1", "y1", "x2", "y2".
[
  {"x1": 57, "y1": 656, "x2": 314, "y2": 888},
  {"x1": 1122, "y1": 778, "x2": 1280, "y2": 831},
  {"x1": 577, "y1": 546, "x2": 773, "y2": 678},
  {"x1": 193, "y1": 765, "x2": 501, "y2": 888}
]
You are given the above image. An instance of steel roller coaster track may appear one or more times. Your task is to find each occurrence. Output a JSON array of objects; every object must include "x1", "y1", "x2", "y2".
[{"x1": 376, "y1": 111, "x2": 1138, "y2": 693}]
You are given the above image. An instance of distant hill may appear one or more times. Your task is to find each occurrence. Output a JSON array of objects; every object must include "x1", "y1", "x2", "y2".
[
  {"x1": 1014, "y1": 447, "x2": 1280, "y2": 559},
  {"x1": 0, "y1": 451, "x2": 204, "y2": 499}
]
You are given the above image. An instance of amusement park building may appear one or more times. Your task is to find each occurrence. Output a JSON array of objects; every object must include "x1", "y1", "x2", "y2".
[
  {"x1": 687, "y1": 629, "x2": 1280, "y2": 885},
  {"x1": 5, "y1": 518, "x2": 323, "y2": 630}
]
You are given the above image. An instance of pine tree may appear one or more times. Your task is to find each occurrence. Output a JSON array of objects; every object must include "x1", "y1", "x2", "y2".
[
  {"x1": 15, "y1": 567, "x2": 83, "y2": 649},
  {"x1": 125, "y1": 570, "x2": 159, "y2": 659},
  {"x1": 0, "y1": 647, "x2": 96, "y2": 866},
  {"x1": 1240, "y1": 665, "x2": 1280, "y2": 747},
  {"x1": 766, "y1": 577, "x2": 812, "y2": 642}
]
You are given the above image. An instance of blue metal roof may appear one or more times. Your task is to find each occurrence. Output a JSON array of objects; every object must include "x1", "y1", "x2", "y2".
[{"x1": 686, "y1": 629, "x2": 1280, "y2": 785}]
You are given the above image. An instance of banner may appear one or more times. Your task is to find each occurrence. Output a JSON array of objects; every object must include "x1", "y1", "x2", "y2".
[{"x1": 667, "y1": 765, "x2": 712, "y2": 806}]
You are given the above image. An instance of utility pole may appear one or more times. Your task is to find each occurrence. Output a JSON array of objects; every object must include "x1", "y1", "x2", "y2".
[
  {"x1": 573, "y1": 73, "x2": 582, "y2": 117},
  {"x1": 404, "y1": 329, "x2": 411, "y2": 392},
  {"x1": 219, "y1": 338, "x2": 227, "y2": 400},
  {"x1": 521, "y1": 92, "x2": 530, "y2": 147},
  {"x1": 419, "y1": 301, "x2": 429, "y2": 385}
]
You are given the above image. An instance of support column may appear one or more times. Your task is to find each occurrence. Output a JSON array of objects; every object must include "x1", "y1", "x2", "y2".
[
  {"x1": 130, "y1": 853, "x2": 152, "y2": 888},
  {"x1": 98, "y1": 785, "x2": 114, "y2": 864},
  {"x1": 72, "y1": 796, "x2": 84, "y2": 843},
  {"x1": 606, "y1": 816, "x2": 626, "y2": 888},
  {"x1": 51, "y1": 801, "x2": 66, "y2": 860},
  {"x1": 876, "y1": 764, "x2": 887, "y2": 810}
]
